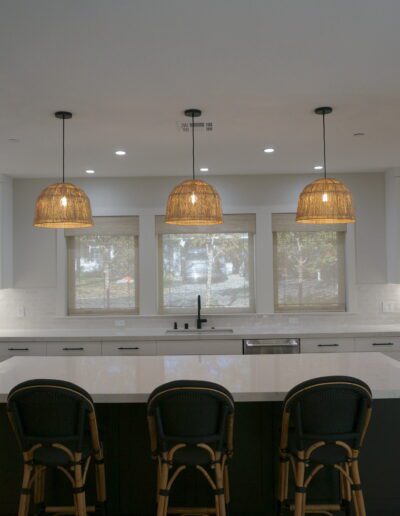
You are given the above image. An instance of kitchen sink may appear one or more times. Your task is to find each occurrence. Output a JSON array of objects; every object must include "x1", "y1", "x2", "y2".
[{"x1": 165, "y1": 328, "x2": 234, "y2": 334}]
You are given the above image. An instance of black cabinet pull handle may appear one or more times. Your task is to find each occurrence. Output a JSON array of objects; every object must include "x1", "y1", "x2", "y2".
[
  {"x1": 318, "y1": 343, "x2": 339, "y2": 347},
  {"x1": 372, "y1": 342, "x2": 394, "y2": 346},
  {"x1": 62, "y1": 347, "x2": 84, "y2": 351},
  {"x1": 8, "y1": 348, "x2": 29, "y2": 351},
  {"x1": 117, "y1": 347, "x2": 140, "y2": 350}
]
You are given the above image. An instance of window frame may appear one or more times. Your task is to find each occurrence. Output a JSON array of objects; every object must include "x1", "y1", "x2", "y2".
[
  {"x1": 55, "y1": 204, "x2": 354, "y2": 317},
  {"x1": 156, "y1": 215, "x2": 257, "y2": 315},
  {"x1": 268, "y1": 206, "x2": 357, "y2": 314},
  {"x1": 65, "y1": 216, "x2": 140, "y2": 316}
]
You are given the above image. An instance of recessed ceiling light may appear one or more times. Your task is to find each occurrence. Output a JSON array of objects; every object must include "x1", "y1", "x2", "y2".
[
  {"x1": 86, "y1": 169, "x2": 95, "y2": 174},
  {"x1": 200, "y1": 167, "x2": 209, "y2": 172},
  {"x1": 115, "y1": 150, "x2": 126, "y2": 156},
  {"x1": 314, "y1": 165, "x2": 323, "y2": 170},
  {"x1": 263, "y1": 147, "x2": 275, "y2": 153}
]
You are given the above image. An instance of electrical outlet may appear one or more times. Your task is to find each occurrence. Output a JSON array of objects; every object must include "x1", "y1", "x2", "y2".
[
  {"x1": 114, "y1": 319, "x2": 126, "y2": 327},
  {"x1": 382, "y1": 302, "x2": 400, "y2": 313}
]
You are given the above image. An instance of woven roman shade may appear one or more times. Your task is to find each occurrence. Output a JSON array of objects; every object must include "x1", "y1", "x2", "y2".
[
  {"x1": 157, "y1": 213, "x2": 255, "y2": 234},
  {"x1": 65, "y1": 216, "x2": 139, "y2": 237},
  {"x1": 273, "y1": 212, "x2": 346, "y2": 233}
]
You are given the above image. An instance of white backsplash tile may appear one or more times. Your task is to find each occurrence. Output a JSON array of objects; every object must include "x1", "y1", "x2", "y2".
[{"x1": 1, "y1": 284, "x2": 400, "y2": 331}]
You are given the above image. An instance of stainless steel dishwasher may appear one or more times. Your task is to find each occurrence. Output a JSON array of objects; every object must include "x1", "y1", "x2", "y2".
[{"x1": 243, "y1": 338, "x2": 300, "y2": 354}]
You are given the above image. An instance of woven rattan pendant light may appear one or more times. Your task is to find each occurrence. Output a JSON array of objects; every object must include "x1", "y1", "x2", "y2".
[
  {"x1": 165, "y1": 109, "x2": 223, "y2": 225},
  {"x1": 34, "y1": 111, "x2": 93, "y2": 228},
  {"x1": 296, "y1": 107, "x2": 355, "y2": 224}
]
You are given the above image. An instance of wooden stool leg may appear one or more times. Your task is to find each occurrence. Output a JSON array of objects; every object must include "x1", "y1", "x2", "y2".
[
  {"x1": 89, "y1": 412, "x2": 107, "y2": 509},
  {"x1": 340, "y1": 462, "x2": 352, "y2": 515},
  {"x1": 163, "y1": 492, "x2": 170, "y2": 516},
  {"x1": 214, "y1": 494, "x2": 220, "y2": 516},
  {"x1": 95, "y1": 458, "x2": 107, "y2": 505},
  {"x1": 74, "y1": 454, "x2": 88, "y2": 516},
  {"x1": 278, "y1": 457, "x2": 289, "y2": 507},
  {"x1": 294, "y1": 453, "x2": 306, "y2": 516},
  {"x1": 215, "y1": 463, "x2": 226, "y2": 516},
  {"x1": 33, "y1": 466, "x2": 46, "y2": 506},
  {"x1": 351, "y1": 458, "x2": 366, "y2": 516},
  {"x1": 351, "y1": 486, "x2": 361, "y2": 516},
  {"x1": 157, "y1": 462, "x2": 169, "y2": 516},
  {"x1": 18, "y1": 461, "x2": 33, "y2": 516},
  {"x1": 224, "y1": 464, "x2": 230, "y2": 512}
]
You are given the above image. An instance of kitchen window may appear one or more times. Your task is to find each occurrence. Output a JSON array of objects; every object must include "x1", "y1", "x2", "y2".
[
  {"x1": 66, "y1": 217, "x2": 139, "y2": 315},
  {"x1": 156, "y1": 214, "x2": 256, "y2": 313},
  {"x1": 272, "y1": 213, "x2": 346, "y2": 312}
]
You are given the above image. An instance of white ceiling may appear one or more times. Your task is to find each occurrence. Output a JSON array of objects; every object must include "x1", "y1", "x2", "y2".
[{"x1": 1, "y1": 0, "x2": 400, "y2": 179}]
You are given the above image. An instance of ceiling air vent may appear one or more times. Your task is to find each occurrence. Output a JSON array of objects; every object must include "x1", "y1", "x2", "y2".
[{"x1": 176, "y1": 121, "x2": 213, "y2": 132}]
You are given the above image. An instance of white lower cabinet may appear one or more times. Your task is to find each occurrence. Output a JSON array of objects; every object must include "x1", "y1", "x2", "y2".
[
  {"x1": 354, "y1": 337, "x2": 400, "y2": 362},
  {"x1": 102, "y1": 340, "x2": 157, "y2": 356},
  {"x1": 301, "y1": 338, "x2": 355, "y2": 353},
  {"x1": 46, "y1": 341, "x2": 101, "y2": 356},
  {"x1": 2, "y1": 335, "x2": 400, "y2": 360},
  {"x1": 157, "y1": 339, "x2": 242, "y2": 355},
  {"x1": 0, "y1": 341, "x2": 46, "y2": 358},
  {"x1": 354, "y1": 337, "x2": 400, "y2": 353}
]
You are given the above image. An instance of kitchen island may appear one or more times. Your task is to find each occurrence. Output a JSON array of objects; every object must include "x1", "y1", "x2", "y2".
[{"x1": 0, "y1": 353, "x2": 399, "y2": 515}]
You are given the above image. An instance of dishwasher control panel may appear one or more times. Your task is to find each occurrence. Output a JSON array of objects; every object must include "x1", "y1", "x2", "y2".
[{"x1": 243, "y1": 338, "x2": 300, "y2": 354}]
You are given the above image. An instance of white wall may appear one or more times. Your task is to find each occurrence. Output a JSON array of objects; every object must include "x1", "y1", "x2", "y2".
[
  {"x1": 0, "y1": 175, "x2": 13, "y2": 288},
  {"x1": 0, "y1": 171, "x2": 395, "y2": 328},
  {"x1": 13, "y1": 172, "x2": 386, "y2": 288}
]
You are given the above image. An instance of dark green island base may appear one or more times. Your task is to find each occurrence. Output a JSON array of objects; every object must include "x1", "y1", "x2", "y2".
[{"x1": 0, "y1": 400, "x2": 398, "y2": 515}]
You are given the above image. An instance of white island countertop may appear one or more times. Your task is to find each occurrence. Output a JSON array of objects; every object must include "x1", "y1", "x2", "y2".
[{"x1": 0, "y1": 352, "x2": 399, "y2": 403}]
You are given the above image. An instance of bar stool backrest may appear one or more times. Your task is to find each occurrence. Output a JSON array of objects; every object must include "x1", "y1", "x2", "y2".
[
  {"x1": 7, "y1": 379, "x2": 95, "y2": 452},
  {"x1": 147, "y1": 380, "x2": 234, "y2": 452},
  {"x1": 283, "y1": 376, "x2": 372, "y2": 450}
]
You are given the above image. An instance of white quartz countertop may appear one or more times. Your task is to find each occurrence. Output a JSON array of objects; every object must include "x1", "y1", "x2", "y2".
[
  {"x1": 0, "y1": 352, "x2": 399, "y2": 403},
  {"x1": 2, "y1": 324, "x2": 400, "y2": 340}
]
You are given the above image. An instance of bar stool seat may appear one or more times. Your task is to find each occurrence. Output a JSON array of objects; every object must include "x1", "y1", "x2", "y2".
[
  {"x1": 147, "y1": 379, "x2": 235, "y2": 516},
  {"x1": 277, "y1": 375, "x2": 373, "y2": 516},
  {"x1": 7, "y1": 379, "x2": 107, "y2": 516}
]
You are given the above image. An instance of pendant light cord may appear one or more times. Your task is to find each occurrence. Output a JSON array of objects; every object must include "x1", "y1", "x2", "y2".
[
  {"x1": 322, "y1": 111, "x2": 327, "y2": 179},
  {"x1": 62, "y1": 115, "x2": 65, "y2": 183},
  {"x1": 192, "y1": 113, "x2": 195, "y2": 181}
]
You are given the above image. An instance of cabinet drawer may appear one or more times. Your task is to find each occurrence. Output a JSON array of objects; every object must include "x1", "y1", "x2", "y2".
[
  {"x1": 354, "y1": 337, "x2": 400, "y2": 352},
  {"x1": 301, "y1": 338, "x2": 354, "y2": 353},
  {"x1": 157, "y1": 339, "x2": 242, "y2": 355},
  {"x1": 0, "y1": 341, "x2": 46, "y2": 357},
  {"x1": 102, "y1": 340, "x2": 157, "y2": 356},
  {"x1": 46, "y1": 341, "x2": 101, "y2": 356}
]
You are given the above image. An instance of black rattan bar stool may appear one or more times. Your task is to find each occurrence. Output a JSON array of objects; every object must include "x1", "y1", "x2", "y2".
[
  {"x1": 277, "y1": 375, "x2": 372, "y2": 516},
  {"x1": 147, "y1": 380, "x2": 235, "y2": 516},
  {"x1": 7, "y1": 379, "x2": 107, "y2": 516}
]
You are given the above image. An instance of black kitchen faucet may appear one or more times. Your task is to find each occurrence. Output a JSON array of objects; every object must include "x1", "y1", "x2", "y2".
[{"x1": 196, "y1": 294, "x2": 207, "y2": 329}]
